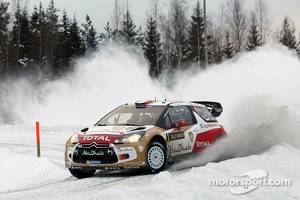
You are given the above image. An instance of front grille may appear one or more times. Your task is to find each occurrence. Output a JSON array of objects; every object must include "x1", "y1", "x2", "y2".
[{"x1": 73, "y1": 143, "x2": 118, "y2": 164}]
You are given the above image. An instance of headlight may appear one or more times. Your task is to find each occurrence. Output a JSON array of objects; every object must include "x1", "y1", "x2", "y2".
[
  {"x1": 70, "y1": 133, "x2": 79, "y2": 144},
  {"x1": 113, "y1": 131, "x2": 145, "y2": 144}
]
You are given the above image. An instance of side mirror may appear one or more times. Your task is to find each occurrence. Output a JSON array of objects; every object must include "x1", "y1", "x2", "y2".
[{"x1": 177, "y1": 120, "x2": 188, "y2": 130}]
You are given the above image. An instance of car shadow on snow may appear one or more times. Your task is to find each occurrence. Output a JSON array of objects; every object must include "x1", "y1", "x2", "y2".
[{"x1": 93, "y1": 169, "x2": 148, "y2": 178}]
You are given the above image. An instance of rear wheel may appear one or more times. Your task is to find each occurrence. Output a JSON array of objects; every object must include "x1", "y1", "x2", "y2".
[
  {"x1": 69, "y1": 168, "x2": 96, "y2": 179},
  {"x1": 147, "y1": 141, "x2": 167, "y2": 173}
]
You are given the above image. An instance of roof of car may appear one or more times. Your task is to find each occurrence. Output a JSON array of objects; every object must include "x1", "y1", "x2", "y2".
[{"x1": 133, "y1": 100, "x2": 206, "y2": 107}]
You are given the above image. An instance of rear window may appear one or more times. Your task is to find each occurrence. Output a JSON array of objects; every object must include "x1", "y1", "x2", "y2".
[{"x1": 192, "y1": 106, "x2": 217, "y2": 122}]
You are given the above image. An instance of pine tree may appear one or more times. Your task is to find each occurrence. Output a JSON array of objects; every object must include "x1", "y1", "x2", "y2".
[
  {"x1": 9, "y1": 2, "x2": 31, "y2": 75},
  {"x1": 223, "y1": 31, "x2": 234, "y2": 59},
  {"x1": 82, "y1": 15, "x2": 98, "y2": 51},
  {"x1": 144, "y1": 17, "x2": 163, "y2": 78},
  {"x1": 0, "y1": 1, "x2": 10, "y2": 78},
  {"x1": 18, "y1": 9, "x2": 31, "y2": 69},
  {"x1": 69, "y1": 15, "x2": 85, "y2": 59},
  {"x1": 104, "y1": 22, "x2": 112, "y2": 41},
  {"x1": 29, "y1": 4, "x2": 46, "y2": 80},
  {"x1": 45, "y1": 0, "x2": 60, "y2": 77},
  {"x1": 121, "y1": 10, "x2": 137, "y2": 43},
  {"x1": 278, "y1": 17, "x2": 297, "y2": 50},
  {"x1": 187, "y1": 1, "x2": 205, "y2": 68},
  {"x1": 246, "y1": 13, "x2": 261, "y2": 51},
  {"x1": 57, "y1": 9, "x2": 71, "y2": 73}
]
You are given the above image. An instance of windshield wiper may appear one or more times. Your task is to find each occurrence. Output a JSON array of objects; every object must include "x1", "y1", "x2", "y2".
[
  {"x1": 97, "y1": 123, "x2": 106, "y2": 126},
  {"x1": 116, "y1": 123, "x2": 139, "y2": 126}
]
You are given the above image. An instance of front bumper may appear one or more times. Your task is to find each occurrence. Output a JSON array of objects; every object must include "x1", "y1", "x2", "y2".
[{"x1": 65, "y1": 141, "x2": 148, "y2": 170}]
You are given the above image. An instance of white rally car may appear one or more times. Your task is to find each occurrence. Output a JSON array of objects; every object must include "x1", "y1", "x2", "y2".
[{"x1": 65, "y1": 100, "x2": 226, "y2": 178}]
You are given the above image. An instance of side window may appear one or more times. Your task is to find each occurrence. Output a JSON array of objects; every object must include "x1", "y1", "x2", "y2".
[
  {"x1": 193, "y1": 106, "x2": 216, "y2": 122},
  {"x1": 167, "y1": 106, "x2": 194, "y2": 126},
  {"x1": 164, "y1": 115, "x2": 171, "y2": 128}
]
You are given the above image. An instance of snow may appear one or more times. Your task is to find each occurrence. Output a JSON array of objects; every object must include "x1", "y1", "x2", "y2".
[
  {"x1": 0, "y1": 149, "x2": 69, "y2": 193},
  {"x1": 0, "y1": 45, "x2": 300, "y2": 199},
  {"x1": 0, "y1": 125, "x2": 299, "y2": 199}
]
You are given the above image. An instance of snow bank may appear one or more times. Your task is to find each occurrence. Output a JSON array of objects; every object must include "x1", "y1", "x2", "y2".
[
  {"x1": 0, "y1": 148, "x2": 70, "y2": 193},
  {"x1": 88, "y1": 144, "x2": 300, "y2": 200}
]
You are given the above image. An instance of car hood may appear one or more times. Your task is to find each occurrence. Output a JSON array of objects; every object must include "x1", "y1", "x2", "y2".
[{"x1": 77, "y1": 125, "x2": 150, "y2": 144}]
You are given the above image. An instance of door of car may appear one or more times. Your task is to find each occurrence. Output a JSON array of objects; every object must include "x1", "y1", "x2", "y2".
[{"x1": 162, "y1": 106, "x2": 197, "y2": 156}]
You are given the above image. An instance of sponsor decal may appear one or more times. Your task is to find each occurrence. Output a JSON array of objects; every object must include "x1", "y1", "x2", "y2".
[
  {"x1": 124, "y1": 166, "x2": 140, "y2": 169},
  {"x1": 69, "y1": 166, "x2": 83, "y2": 169},
  {"x1": 166, "y1": 131, "x2": 185, "y2": 141},
  {"x1": 82, "y1": 135, "x2": 110, "y2": 142},
  {"x1": 81, "y1": 149, "x2": 114, "y2": 156},
  {"x1": 88, "y1": 160, "x2": 101, "y2": 164},
  {"x1": 78, "y1": 134, "x2": 122, "y2": 144},
  {"x1": 170, "y1": 143, "x2": 191, "y2": 153},
  {"x1": 196, "y1": 141, "x2": 211, "y2": 147},
  {"x1": 118, "y1": 147, "x2": 134, "y2": 152},
  {"x1": 82, "y1": 150, "x2": 104, "y2": 156},
  {"x1": 200, "y1": 123, "x2": 219, "y2": 129},
  {"x1": 105, "y1": 167, "x2": 121, "y2": 170}
]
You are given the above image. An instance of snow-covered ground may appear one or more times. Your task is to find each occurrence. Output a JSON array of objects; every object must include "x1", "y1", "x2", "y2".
[
  {"x1": 0, "y1": 45, "x2": 300, "y2": 199},
  {"x1": 0, "y1": 125, "x2": 299, "y2": 200}
]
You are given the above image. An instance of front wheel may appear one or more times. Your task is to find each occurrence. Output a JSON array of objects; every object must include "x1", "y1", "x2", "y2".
[
  {"x1": 69, "y1": 168, "x2": 96, "y2": 179},
  {"x1": 147, "y1": 141, "x2": 167, "y2": 173}
]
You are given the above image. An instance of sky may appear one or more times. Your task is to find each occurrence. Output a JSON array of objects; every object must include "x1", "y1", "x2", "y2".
[{"x1": 20, "y1": 0, "x2": 300, "y2": 35}]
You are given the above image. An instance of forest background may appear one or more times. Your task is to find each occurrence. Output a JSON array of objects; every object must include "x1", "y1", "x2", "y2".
[{"x1": 0, "y1": 0, "x2": 299, "y2": 81}]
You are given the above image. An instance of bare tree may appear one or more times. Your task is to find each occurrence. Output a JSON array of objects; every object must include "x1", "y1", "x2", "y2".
[
  {"x1": 150, "y1": 1, "x2": 172, "y2": 68},
  {"x1": 169, "y1": 0, "x2": 189, "y2": 70},
  {"x1": 110, "y1": 0, "x2": 124, "y2": 31},
  {"x1": 254, "y1": 0, "x2": 272, "y2": 44},
  {"x1": 209, "y1": 4, "x2": 226, "y2": 63},
  {"x1": 224, "y1": 0, "x2": 248, "y2": 52}
]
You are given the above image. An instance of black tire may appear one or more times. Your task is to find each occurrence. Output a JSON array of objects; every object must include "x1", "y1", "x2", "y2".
[
  {"x1": 146, "y1": 141, "x2": 167, "y2": 173},
  {"x1": 69, "y1": 168, "x2": 96, "y2": 179}
]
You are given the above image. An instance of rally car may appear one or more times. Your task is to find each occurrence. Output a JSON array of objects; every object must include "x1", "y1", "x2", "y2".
[{"x1": 65, "y1": 100, "x2": 226, "y2": 178}]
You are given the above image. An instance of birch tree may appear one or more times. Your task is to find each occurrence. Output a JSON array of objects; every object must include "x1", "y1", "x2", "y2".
[
  {"x1": 224, "y1": 0, "x2": 248, "y2": 52},
  {"x1": 169, "y1": 0, "x2": 189, "y2": 70},
  {"x1": 254, "y1": 0, "x2": 271, "y2": 44}
]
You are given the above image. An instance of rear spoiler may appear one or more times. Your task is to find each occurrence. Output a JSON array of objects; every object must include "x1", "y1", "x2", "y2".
[{"x1": 191, "y1": 101, "x2": 223, "y2": 117}]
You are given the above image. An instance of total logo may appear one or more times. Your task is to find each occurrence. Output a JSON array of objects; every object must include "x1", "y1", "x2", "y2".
[
  {"x1": 82, "y1": 135, "x2": 110, "y2": 141},
  {"x1": 196, "y1": 141, "x2": 211, "y2": 147}
]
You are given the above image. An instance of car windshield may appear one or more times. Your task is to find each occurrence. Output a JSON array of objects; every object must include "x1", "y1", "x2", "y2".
[{"x1": 95, "y1": 105, "x2": 165, "y2": 126}]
